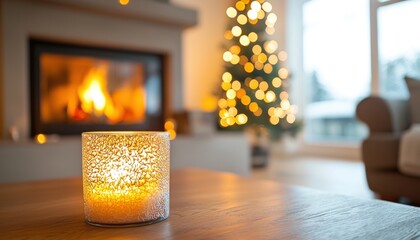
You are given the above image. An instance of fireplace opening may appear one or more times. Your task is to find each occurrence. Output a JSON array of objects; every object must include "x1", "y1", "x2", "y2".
[{"x1": 29, "y1": 39, "x2": 165, "y2": 137}]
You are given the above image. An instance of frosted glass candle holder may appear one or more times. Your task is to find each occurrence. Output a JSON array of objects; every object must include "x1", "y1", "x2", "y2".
[{"x1": 82, "y1": 131, "x2": 170, "y2": 227}]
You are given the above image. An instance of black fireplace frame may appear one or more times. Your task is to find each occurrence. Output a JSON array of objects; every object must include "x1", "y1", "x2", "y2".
[{"x1": 29, "y1": 38, "x2": 166, "y2": 137}]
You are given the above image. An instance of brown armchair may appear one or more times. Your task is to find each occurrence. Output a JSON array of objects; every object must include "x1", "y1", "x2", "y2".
[{"x1": 356, "y1": 96, "x2": 420, "y2": 202}]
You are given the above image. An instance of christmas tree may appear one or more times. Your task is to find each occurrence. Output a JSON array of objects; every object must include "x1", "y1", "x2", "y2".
[{"x1": 218, "y1": 0, "x2": 299, "y2": 139}]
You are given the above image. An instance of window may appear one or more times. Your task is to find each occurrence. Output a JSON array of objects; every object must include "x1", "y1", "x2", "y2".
[
  {"x1": 377, "y1": 0, "x2": 420, "y2": 98},
  {"x1": 302, "y1": 0, "x2": 370, "y2": 143}
]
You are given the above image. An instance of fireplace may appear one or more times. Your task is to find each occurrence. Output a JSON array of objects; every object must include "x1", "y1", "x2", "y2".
[{"x1": 29, "y1": 39, "x2": 165, "y2": 137}]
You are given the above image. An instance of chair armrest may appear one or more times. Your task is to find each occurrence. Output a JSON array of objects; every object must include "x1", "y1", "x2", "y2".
[
  {"x1": 362, "y1": 133, "x2": 401, "y2": 171},
  {"x1": 356, "y1": 96, "x2": 410, "y2": 134}
]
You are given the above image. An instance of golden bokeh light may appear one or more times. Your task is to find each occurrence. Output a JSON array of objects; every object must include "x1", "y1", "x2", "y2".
[
  {"x1": 223, "y1": 51, "x2": 233, "y2": 62},
  {"x1": 264, "y1": 40, "x2": 278, "y2": 54},
  {"x1": 255, "y1": 61, "x2": 264, "y2": 70},
  {"x1": 230, "y1": 55, "x2": 240, "y2": 64},
  {"x1": 249, "y1": 102, "x2": 259, "y2": 112},
  {"x1": 222, "y1": 72, "x2": 232, "y2": 82},
  {"x1": 247, "y1": 10, "x2": 258, "y2": 20},
  {"x1": 252, "y1": 45, "x2": 262, "y2": 55},
  {"x1": 168, "y1": 129, "x2": 176, "y2": 140},
  {"x1": 236, "y1": 114, "x2": 248, "y2": 125},
  {"x1": 250, "y1": 1, "x2": 261, "y2": 11},
  {"x1": 268, "y1": 54, "x2": 278, "y2": 65},
  {"x1": 248, "y1": 32, "x2": 258, "y2": 42},
  {"x1": 265, "y1": 27, "x2": 275, "y2": 35},
  {"x1": 219, "y1": 109, "x2": 229, "y2": 118},
  {"x1": 263, "y1": 63, "x2": 273, "y2": 74},
  {"x1": 228, "y1": 107, "x2": 238, "y2": 116},
  {"x1": 249, "y1": 18, "x2": 258, "y2": 25},
  {"x1": 232, "y1": 26, "x2": 242, "y2": 37},
  {"x1": 287, "y1": 114, "x2": 296, "y2": 124},
  {"x1": 226, "y1": 7, "x2": 237, "y2": 18},
  {"x1": 278, "y1": 51, "x2": 288, "y2": 61},
  {"x1": 119, "y1": 0, "x2": 129, "y2": 5},
  {"x1": 239, "y1": 35, "x2": 250, "y2": 46},
  {"x1": 241, "y1": 95, "x2": 251, "y2": 105},
  {"x1": 255, "y1": 89, "x2": 265, "y2": 100},
  {"x1": 235, "y1": 1, "x2": 246, "y2": 11},
  {"x1": 164, "y1": 119, "x2": 177, "y2": 140},
  {"x1": 226, "y1": 116, "x2": 236, "y2": 126},
  {"x1": 226, "y1": 89, "x2": 237, "y2": 99},
  {"x1": 227, "y1": 99, "x2": 237, "y2": 107},
  {"x1": 272, "y1": 77, "x2": 282, "y2": 88},
  {"x1": 224, "y1": 30, "x2": 233, "y2": 40},
  {"x1": 249, "y1": 79, "x2": 259, "y2": 89},
  {"x1": 268, "y1": 107, "x2": 275, "y2": 116},
  {"x1": 244, "y1": 62, "x2": 254, "y2": 72},
  {"x1": 218, "y1": 98, "x2": 228, "y2": 109},
  {"x1": 259, "y1": 81, "x2": 269, "y2": 91},
  {"x1": 262, "y1": 2, "x2": 272, "y2": 12},
  {"x1": 258, "y1": 53, "x2": 268, "y2": 63},
  {"x1": 164, "y1": 120, "x2": 175, "y2": 130},
  {"x1": 35, "y1": 134, "x2": 47, "y2": 144},
  {"x1": 268, "y1": 107, "x2": 278, "y2": 116},
  {"x1": 242, "y1": 0, "x2": 250, "y2": 4},
  {"x1": 265, "y1": 90, "x2": 276, "y2": 103},
  {"x1": 274, "y1": 107, "x2": 283, "y2": 117},
  {"x1": 281, "y1": 99, "x2": 290, "y2": 110},
  {"x1": 266, "y1": 12, "x2": 277, "y2": 26},
  {"x1": 254, "y1": 108, "x2": 262, "y2": 116},
  {"x1": 280, "y1": 91, "x2": 289, "y2": 100},
  {"x1": 220, "y1": 118, "x2": 228, "y2": 127},
  {"x1": 232, "y1": 80, "x2": 241, "y2": 91},
  {"x1": 236, "y1": 88, "x2": 246, "y2": 98},
  {"x1": 279, "y1": 68, "x2": 289, "y2": 79},
  {"x1": 237, "y1": 14, "x2": 248, "y2": 25},
  {"x1": 221, "y1": 82, "x2": 231, "y2": 91},
  {"x1": 270, "y1": 116, "x2": 280, "y2": 125},
  {"x1": 230, "y1": 45, "x2": 241, "y2": 55},
  {"x1": 257, "y1": 10, "x2": 265, "y2": 19}
]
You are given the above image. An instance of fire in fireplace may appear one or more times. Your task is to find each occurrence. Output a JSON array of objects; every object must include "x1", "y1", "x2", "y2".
[{"x1": 29, "y1": 39, "x2": 165, "y2": 137}]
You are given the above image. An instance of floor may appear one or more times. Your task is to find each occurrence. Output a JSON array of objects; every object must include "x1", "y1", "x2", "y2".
[{"x1": 251, "y1": 155, "x2": 376, "y2": 200}]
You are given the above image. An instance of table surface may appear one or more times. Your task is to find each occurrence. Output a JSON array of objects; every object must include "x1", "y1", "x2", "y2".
[{"x1": 1, "y1": 168, "x2": 419, "y2": 239}]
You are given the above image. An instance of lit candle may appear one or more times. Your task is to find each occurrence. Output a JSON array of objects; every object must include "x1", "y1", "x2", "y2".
[{"x1": 82, "y1": 131, "x2": 170, "y2": 227}]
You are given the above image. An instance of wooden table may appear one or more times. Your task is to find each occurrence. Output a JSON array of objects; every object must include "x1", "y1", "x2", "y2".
[{"x1": 1, "y1": 168, "x2": 419, "y2": 239}]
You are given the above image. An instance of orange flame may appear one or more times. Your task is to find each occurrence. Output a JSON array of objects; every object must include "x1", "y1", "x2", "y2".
[
  {"x1": 78, "y1": 66, "x2": 109, "y2": 114},
  {"x1": 67, "y1": 64, "x2": 146, "y2": 124},
  {"x1": 67, "y1": 65, "x2": 121, "y2": 122}
]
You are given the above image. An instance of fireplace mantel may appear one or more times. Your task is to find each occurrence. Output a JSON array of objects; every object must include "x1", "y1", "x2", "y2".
[{"x1": 34, "y1": 0, "x2": 197, "y2": 28}]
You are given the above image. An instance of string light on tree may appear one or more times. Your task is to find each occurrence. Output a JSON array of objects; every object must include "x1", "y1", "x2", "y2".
[{"x1": 218, "y1": 0, "x2": 299, "y2": 139}]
